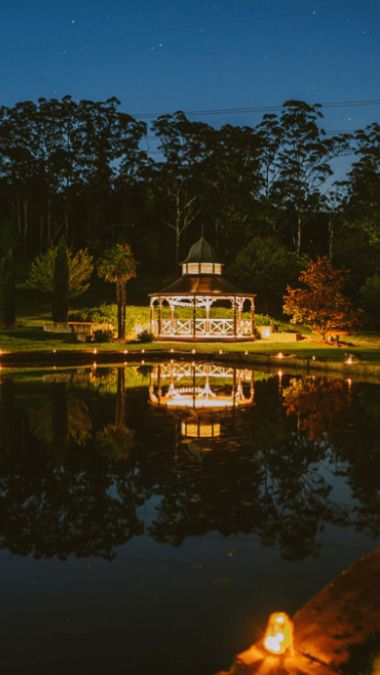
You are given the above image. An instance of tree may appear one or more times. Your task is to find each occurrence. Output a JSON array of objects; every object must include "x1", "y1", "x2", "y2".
[
  {"x1": 231, "y1": 235, "x2": 305, "y2": 312},
  {"x1": 0, "y1": 249, "x2": 15, "y2": 326},
  {"x1": 28, "y1": 246, "x2": 93, "y2": 297},
  {"x1": 52, "y1": 237, "x2": 69, "y2": 322},
  {"x1": 97, "y1": 243, "x2": 137, "y2": 340},
  {"x1": 359, "y1": 274, "x2": 380, "y2": 328},
  {"x1": 151, "y1": 112, "x2": 208, "y2": 266},
  {"x1": 269, "y1": 100, "x2": 347, "y2": 254},
  {"x1": 283, "y1": 257, "x2": 360, "y2": 340}
]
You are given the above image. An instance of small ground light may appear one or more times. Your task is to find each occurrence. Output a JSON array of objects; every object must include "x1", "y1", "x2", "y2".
[
  {"x1": 346, "y1": 355, "x2": 353, "y2": 365},
  {"x1": 312, "y1": 355, "x2": 316, "y2": 360},
  {"x1": 277, "y1": 352, "x2": 284, "y2": 359},
  {"x1": 263, "y1": 612, "x2": 293, "y2": 656},
  {"x1": 170, "y1": 348, "x2": 174, "y2": 353},
  {"x1": 93, "y1": 348, "x2": 97, "y2": 354},
  {"x1": 277, "y1": 370, "x2": 283, "y2": 378},
  {"x1": 244, "y1": 350, "x2": 248, "y2": 356},
  {"x1": 219, "y1": 349, "x2": 223, "y2": 354},
  {"x1": 192, "y1": 348, "x2": 196, "y2": 354},
  {"x1": 124, "y1": 349, "x2": 128, "y2": 354},
  {"x1": 141, "y1": 359, "x2": 145, "y2": 365},
  {"x1": 141, "y1": 348, "x2": 145, "y2": 353},
  {"x1": 52, "y1": 349, "x2": 56, "y2": 353}
]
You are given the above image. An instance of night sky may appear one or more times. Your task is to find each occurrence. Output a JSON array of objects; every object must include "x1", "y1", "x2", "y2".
[{"x1": 1, "y1": 0, "x2": 379, "y2": 137}]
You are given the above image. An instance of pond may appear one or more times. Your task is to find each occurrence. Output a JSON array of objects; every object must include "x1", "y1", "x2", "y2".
[{"x1": 1, "y1": 361, "x2": 379, "y2": 674}]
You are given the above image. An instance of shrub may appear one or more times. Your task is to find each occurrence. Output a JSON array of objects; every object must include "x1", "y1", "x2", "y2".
[
  {"x1": 93, "y1": 329, "x2": 114, "y2": 343},
  {"x1": 137, "y1": 330, "x2": 154, "y2": 343}
]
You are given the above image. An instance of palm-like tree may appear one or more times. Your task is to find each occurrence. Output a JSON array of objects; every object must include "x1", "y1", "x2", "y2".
[{"x1": 98, "y1": 243, "x2": 137, "y2": 340}]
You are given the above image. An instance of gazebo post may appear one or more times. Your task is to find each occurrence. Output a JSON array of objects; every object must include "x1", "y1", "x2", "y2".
[
  {"x1": 193, "y1": 295, "x2": 197, "y2": 339},
  {"x1": 170, "y1": 300, "x2": 175, "y2": 335},
  {"x1": 250, "y1": 297, "x2": 255, "y2": 336},
  {"x1": 205, "y1": 297, "x2": 211, "y2": 335},
  {"x1": 158, "y1": 298, "x2": 162, "y2": 336},
  {"x1": 149, "y1": 300, "x2": 153, "y2": 335},
  {"x1": 233, "y1": 298, "x2": 237, "y2": 338},
  {"x1": 238, "y1": 299, "x2": 242, "y2": 337}
]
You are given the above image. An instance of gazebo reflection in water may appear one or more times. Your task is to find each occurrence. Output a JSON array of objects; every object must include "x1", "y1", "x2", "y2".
[{"x1": 149, "y1": 361, "x2": 254, "y2": 440}]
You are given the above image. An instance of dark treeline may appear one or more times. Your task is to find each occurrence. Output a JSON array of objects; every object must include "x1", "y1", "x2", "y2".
[{"x1": 0, "y1": 96, "x2": 379, "y2": 311}]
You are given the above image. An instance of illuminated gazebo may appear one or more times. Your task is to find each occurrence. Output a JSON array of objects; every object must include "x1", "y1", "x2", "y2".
[
  {"x1": 149, "y1": 361, "x2": 254, "y2": 439},
  {"x1": 149, "y1": 235, "x2": 255, "y2": 340}
]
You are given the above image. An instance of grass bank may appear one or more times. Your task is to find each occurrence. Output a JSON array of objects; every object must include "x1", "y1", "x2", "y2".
[{"x1": 2, "y1": 299, "x2": 380, "y2": 378}]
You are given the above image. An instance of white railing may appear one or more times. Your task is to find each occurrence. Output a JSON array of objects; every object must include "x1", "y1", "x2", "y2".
[{"x1": 153, "y1": 318, "x2": 253, "y2": 338}]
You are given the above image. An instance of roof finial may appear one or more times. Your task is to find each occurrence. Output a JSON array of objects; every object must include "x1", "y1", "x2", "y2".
[{"x1": 201, "y1": 223, "x2": 205, "y2": 239}]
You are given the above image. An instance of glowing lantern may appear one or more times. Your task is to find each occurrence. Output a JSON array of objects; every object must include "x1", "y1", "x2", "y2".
[
  {"x1": 263, "y1": 612, "x2": 293, "y2": 655},
  {"x1": 277, "y1": 352, "x2": 284, "y2": 360},
  {"x1": 345, "y1": 355, "x2": 353, "y2": 365},
  {"x1": 93, "y1": 348, "x2": 97, "y2": 354},
  {"x1": 244, "y1": 350, "x2": 248, "y2": 356},
  {"x1": 219, "y1": 349, "x2": 223, "y2": 354},
  {"x1": 192, "y1": 348, "x2": 196, "y2": 354},
  {"x1": 141, "y1": 348, "x2": 145, "y2": 353},
  {"x1": 124, "y1": 349, "x2": 128, "y2": 354}
]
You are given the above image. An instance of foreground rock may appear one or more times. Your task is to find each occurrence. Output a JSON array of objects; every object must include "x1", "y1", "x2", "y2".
[{"x1": 217, "y1": 549, "x2": 380, "y2": 674}]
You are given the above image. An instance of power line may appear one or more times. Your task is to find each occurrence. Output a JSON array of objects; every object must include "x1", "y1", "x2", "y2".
[{"x1": 133, "y1": 99, "x2": 380, "y2": 120}]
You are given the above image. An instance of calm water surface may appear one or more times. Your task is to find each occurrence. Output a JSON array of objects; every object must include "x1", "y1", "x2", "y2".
[{"x1": 0, "y1": 361, "x2": 379, "y2": 674}]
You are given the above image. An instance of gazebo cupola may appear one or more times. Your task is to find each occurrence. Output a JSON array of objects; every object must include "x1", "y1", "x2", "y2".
[
  {"x1": 149, "y1": 233, "x2": 255, "y2": 341},
  {"x1": 181, "y1": 236, "x2": 222, "y2": 276}
]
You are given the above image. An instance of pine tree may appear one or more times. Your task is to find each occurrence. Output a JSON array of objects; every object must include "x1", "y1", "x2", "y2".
[
  {"x1": 52, "y1": 237, "x2": 69, "y2": 322},
  {"x1": 0, "y1": 249, "x2": 15, "y2": 327}
]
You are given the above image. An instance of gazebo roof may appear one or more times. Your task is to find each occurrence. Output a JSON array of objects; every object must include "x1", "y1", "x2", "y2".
[
  {"x1": 181, "y1": 236, "x2": 219, "y2": 264},
  {"x1": 150, "y1": 273, "x2": 255, "y2": 297}
]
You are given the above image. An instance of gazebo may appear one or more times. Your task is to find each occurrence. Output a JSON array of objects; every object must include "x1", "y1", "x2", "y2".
[
  {"x1": 149, "y1": 235, "x2": 255, "y2": 341},
  {"x1": 149, "y1": 361, "x2": 254, "y2": 439}
]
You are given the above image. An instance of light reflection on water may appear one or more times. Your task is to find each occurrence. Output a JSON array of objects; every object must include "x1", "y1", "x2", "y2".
[{"x1": 0, "y1": 362, "x2": 379, "y2": 675}]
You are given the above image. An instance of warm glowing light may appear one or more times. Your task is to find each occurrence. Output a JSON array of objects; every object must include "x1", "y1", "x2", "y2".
[
  {"x1": 312, "y1": 355, "x2": 316, "y2": 361},
  {"x1": 170, "y1": 348, "x2": 174, "y2": 353},
  {"x1": 52, "y1": 349, "x2": 56, "y2": 354},
  {"x1": 141, "y1": 359, "x2": 145, "y2": 365},
  {"x1": 347, "y1": 377, "x2": 352, "y2": 388},
  {"x1": 124, "y1": 349, "x2": 128, "y2": 354},
  {"x1": 263, "y1": 612, "x2": 293, "y2": 656},
  {"x1": 92, "y1": 362, "x2": 97, "y2": 369},
  {"x1": 244, "y1": 351, "x2": 248, "y2": 356},
  {"x1": 181, "y1": 421, "x2": 221, "y2": 438},
  {"x1": 192, "y1": 348, "x2": 196, "y2": 354},
  {"x1": 219, "y1": 349, "x2": 223, "y2": 354},
  {"x1": 345, "y1": 355, "x2": 353, "y2": 365},
  {"x1": 93, "y1": 348, "x2": 97, "y2": 354},
  {"x1": 141, "y1": 349, "x2": 145, "y2": 353},
  {"x1": 277, "y1": 370, "x2": 283, "y2": 378},
  {"x1": 277, "y1": 352, "x2": 284, "y2": 360}
]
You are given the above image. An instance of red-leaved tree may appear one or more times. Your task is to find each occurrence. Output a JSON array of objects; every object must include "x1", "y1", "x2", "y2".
[{"x1": 283, "y1": 257, "x2": 360, "y2": 340}]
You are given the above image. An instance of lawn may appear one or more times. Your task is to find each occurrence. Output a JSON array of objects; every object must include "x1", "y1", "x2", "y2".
[{"x1": 2, "y1": 289, "x2": 380, "y2": 376}]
